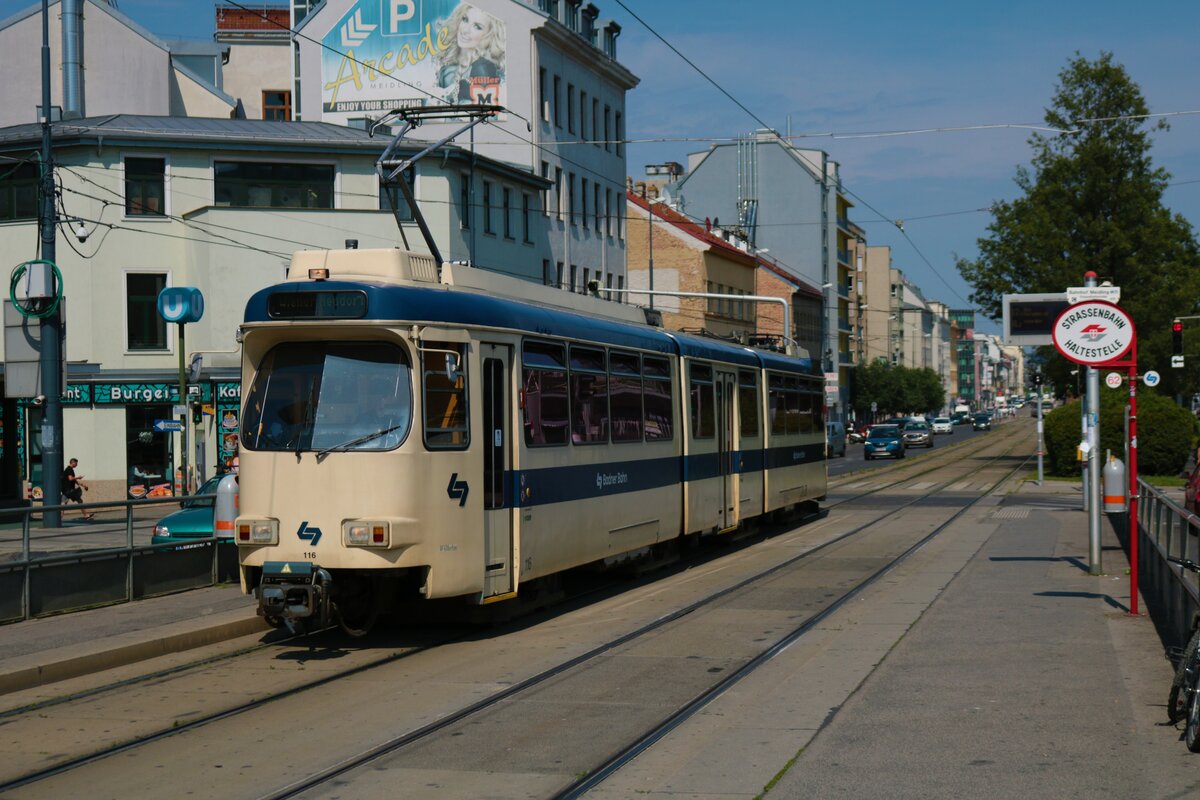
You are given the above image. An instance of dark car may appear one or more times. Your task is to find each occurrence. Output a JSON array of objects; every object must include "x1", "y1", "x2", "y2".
[
  {"x1": 951, "y1": 411, "x2": 970, "y2": 426},
  {"x1": 864, "y1": 425, "x2": 905, "y2": 460},
  {"x1": 973, "y1": 413, "x2": 992, "y2": 431},
  {"x1": 152, "y1": 475, "x2": 224, "y2": 544},
  {"x1": 902, "y1": 420, "x2": 934, "y2": 448}
]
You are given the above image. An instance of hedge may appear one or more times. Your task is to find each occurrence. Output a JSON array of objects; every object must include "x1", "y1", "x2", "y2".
[{"x1": 1043, "y1": 388, "x2": 1196, "y2": 477}]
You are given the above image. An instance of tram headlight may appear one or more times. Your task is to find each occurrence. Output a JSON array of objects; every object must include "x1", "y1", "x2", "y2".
[
  {"x1": 344, "y1": 520, "x2": 390, "y2": 548},
  {"x1": 237, "y1": 519, "x2": 278, "y2": 545}
]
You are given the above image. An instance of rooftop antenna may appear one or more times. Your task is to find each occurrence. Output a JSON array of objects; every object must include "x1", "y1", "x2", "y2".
[{"x1": 370, "y1": 104, "x2": 502, "y2": 278}]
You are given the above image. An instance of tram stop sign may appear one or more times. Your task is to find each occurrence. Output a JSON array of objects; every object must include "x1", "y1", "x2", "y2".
[
  {"x1": 1051, "y1": 301, "x2": 1134, "y2": 366},
  {"x1": 157, "y1": 287, "x2": 205, "y2": 324}
]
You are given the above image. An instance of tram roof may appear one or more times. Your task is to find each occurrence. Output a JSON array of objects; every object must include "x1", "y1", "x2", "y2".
[{"x1": 246, "y1": 281, "x2": 818, "y2": 374}]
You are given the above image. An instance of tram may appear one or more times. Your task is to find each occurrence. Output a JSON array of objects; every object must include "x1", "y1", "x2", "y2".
[{"x1": 233, "y1": 107, "x2": 826, "y2": 634}]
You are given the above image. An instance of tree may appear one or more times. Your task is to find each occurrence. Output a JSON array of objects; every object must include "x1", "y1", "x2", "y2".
[
  {"x1": 852, "y1": 363, "x2": 946, "y2": 417},
  {"x1": 957, "y1": 52, "x2": 1200, "y2": 398}
]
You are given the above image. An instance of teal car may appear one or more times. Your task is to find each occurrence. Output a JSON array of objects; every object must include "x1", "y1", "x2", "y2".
[{"x1": 151, "y1": 476, "x2": 224, "y2": 544}]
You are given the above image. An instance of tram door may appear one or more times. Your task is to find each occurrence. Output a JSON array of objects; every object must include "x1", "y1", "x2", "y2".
[
  {"x1": 715, "y1": 370, "x2": 740, "y2": 531},
  {"x1": 481, "y1": 344, "x2": 515, "y2": 598}
]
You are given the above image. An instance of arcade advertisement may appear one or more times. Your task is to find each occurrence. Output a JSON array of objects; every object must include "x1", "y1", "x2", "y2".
[{"x1": 321, "y1": 1, "x2": 506, "y2": 121}]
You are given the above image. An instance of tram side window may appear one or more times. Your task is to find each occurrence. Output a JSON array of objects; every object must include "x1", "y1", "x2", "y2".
[
  {"x1": 769, "y1": 374, "x2": 787, "y2": 435},
  {"x1": 609, "y1": 351, "x2": 642, "y2": 442},
  {"x1": 690, "y1": 363, "x2": 715, "y2": 439},
  {"x1": 810, "y1": 387, "x2": 825, "y2": 430},
  {"x1": 570, "y1": 345, "x2": 609, "y2": 444},
  {"x1": 643, "y1": 356, "x2": 674, "y2": 441},
  {"x1": 739, "y1": 370, "x2": 759, "y2": 438},
  {"x1": 423, "y1": 344, "x2": 469, "y2": 449},
  {"x1": 522, "y1": 341, "x2": 569, "y2": 446},
  {"x1": 785, "y1": 377, "x2": 802, "y2": 435}
]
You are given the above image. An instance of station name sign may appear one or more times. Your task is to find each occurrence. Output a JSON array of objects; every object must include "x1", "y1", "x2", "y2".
[{"x1": 1052, "y1": 301, "x2": 1135, "y2": 365}]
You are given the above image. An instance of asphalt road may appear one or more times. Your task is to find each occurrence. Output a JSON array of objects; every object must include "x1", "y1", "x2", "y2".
[{"x1": 827, "y1": 417, "x2": 1018, "y2": 478}]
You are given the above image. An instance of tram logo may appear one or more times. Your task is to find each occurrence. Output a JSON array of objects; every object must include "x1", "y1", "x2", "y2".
[
  {"x1": 297, "y1": 521, "x2": 323, "y2": 546},
  {"x1": 447, "y1": 473, "x2": 469, "y2": 507},
  {"x1": 1079, "y1": 323, "x2": 1107, "y2": 342}
]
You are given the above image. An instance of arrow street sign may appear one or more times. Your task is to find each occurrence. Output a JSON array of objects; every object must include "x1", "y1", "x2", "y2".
[
  {"x1": 153, "y1": 419, "x2": 183, "y2": 432},
  {"x1": 1172, "y1": 355, "x2": 1185, "y2": 369}
]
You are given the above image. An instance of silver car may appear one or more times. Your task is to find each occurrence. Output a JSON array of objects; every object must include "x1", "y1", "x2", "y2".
[{"x1": 902, "y1": 421, "x2": 934, "y2": 448}]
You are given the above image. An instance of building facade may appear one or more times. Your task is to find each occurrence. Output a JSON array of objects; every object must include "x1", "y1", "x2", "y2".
[
  {"x1": 0, "y1": 115, "x2": 549, "y2": 502},
  {"x1": 295, "y1": 0, "x2": 637, "y2": 294}
]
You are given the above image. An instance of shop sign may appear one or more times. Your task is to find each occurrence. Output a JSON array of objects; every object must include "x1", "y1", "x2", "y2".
[
  {"x1": 217, "y1": 382, "x2": 241, "y2": 401},
  {"x1": 90, "y1": 382, "x2": 214, "y2": 405}
]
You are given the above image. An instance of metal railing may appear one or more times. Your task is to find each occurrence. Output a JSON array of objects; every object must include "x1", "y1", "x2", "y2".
[
  {"x1": 1136, "y1": 478, "x2": 1200, "y2": 649},
  {"x1": 0, "y1": 492, "x2": 237, "y2": 624}
]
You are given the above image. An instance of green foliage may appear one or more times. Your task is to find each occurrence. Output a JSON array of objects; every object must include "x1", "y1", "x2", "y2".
[
  {"x1": 956, "y1": 52, "x2": 1200, "y2": 399},
  {"x1": 852, "y1": 363, "x2": 945, "y2": 417},
  {"x1": 1043, "y1": 388, "x2": 1196, "y2": 476}
]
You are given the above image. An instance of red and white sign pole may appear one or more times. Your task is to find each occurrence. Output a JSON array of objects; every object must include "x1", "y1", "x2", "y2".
[{"x1": 1052, "y1": 294, "x2": 1139, "y2": 615}]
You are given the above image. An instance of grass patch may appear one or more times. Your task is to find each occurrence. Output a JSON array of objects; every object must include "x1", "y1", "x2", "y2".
[{"x1": 1024, "y1": 470, "x2": 1187, "y2": 487}]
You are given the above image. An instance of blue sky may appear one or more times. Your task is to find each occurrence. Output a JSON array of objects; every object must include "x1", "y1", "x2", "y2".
[{"x1": 6, "y1": 0, "x2": 1199, "y2": 330}]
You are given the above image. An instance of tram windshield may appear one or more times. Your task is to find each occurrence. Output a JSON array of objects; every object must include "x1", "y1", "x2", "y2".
[{"x1": 242, "y1": 341, "x2": 412, "y2": 453}]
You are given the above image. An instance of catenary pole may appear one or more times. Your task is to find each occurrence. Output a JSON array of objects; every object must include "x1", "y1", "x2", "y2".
[{"x1": 39, "y1": 0, "x2": 64, "y2": 527}]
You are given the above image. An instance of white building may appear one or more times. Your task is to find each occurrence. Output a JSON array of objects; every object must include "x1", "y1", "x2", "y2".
[{"x1": 295, "y1": 0, "x2": 638, "y2": 289}]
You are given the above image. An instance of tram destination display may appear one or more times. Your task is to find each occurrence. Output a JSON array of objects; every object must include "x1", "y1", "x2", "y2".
[{"x1": 267, "y1": 290, "x2": 368, "y2": 319}]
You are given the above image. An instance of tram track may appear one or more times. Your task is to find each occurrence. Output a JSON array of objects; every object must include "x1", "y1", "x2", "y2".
[
  {"x1": 261, "y1": 426, "x2": 1035, "y2": 799},
  {"x1": 0, "y1": 424, "x2": 1033, "y2": 798}
]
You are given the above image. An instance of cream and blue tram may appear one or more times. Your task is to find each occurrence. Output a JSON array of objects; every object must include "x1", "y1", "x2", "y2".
[{"x1": 235, "y1": 248, "x2": 826, "y2": 632}]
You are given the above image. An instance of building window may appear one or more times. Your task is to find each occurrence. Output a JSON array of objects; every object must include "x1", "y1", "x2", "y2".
[
  {"x1": 379, "y1": 165, "x2": 415, "y2": 221},
  {"x1": 127, "y1": 272, "x2": 168, "y2": 351},
  {"x1": 603, "y1": 106, "x2": 611, "y2": 152},
  {"x1": 580, "y1": 177, "x2": 588, "y2": 229},
  {"x1": 539, "y1": 68, "x2": 549, "y2": 122},
  {"x1": 567, "y1": 84, "x2": 575, "y2": 134},
  {"x1": 553, "y1": 75, "x2": 561, "y2": 127},
  {"x1": 568, "y1": 172, "x2": 576, "y2": 225},
  {"x1": 124, "y1": 157, "x2": 166, "y2": 216},
  {"x1": 214, "y1": 161, "x2": 333, "y2": 208},
  {"x1": 503, "y1": 187, "x2": 514, "y2": 239},
  {"x1": 616, "y1": 112, "x2": 624, "y2": 155},
  {"x1": 594, "y1": 183, "x2": 602, "y2": 230},
  {"x1": 522, "y1": 193, "x2": 533, "y2": 243},
  {"x1": 707, "y1": 281, "x2": 716, "y2": 315},
  {"x1": 542, "y1": 259, "x2": 553, "y2": 285},
  {"x1": 482, "y1": 180, "x2": 494, "y2": 234},
  {"x1": 556, "y1": 261, "x2": 564, "y2": 288},
  {"x1": 569, "y1": 264, "x2": 578, "y2": 292},
  {"x1": 541, "y1": 161, "x2": 551, "y2": 216},
  {"x1": 580, "y1": 90, "x2": 587, "y2": 140},
  {"x1": 0, "y1": 162, "x2": 39, "y2": 221},
  {"x1": 592, "y1": 98, "x2": 599, "y2": 145},
  {"x1": 555, "y1": 167, "x2": 564, "y2": 219},
  {"x1": 262, "y1": 90, "x2": 291, "y2": 121},
  {"x1": 605, "y1": 188, "x2": 612, "y2": 236},
  {"x1": 459, "y1": 172, "x2": 470, "y2": 229}
]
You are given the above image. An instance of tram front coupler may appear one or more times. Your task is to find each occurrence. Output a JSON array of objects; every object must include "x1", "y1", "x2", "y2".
[{"x1": 255, "y1": 562, "x2": 333, "y2": 629}]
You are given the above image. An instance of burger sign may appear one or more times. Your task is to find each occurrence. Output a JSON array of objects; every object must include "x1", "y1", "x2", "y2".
[{"x1": 1052, "y1": 300, "x2": 1136, "y2": 365}]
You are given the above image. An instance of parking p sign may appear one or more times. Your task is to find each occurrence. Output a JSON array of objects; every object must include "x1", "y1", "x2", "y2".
[{"x1": 157, "y1": 287, "x2": 204, "y2": 324}]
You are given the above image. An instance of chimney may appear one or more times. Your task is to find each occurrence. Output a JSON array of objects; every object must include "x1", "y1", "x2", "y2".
[{"x1": 61, "y1": 0, "x2": 85, "y2": 119}]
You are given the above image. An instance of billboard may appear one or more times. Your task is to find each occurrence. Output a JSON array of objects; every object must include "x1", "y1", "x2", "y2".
[{"x1": 321, "y1": 1, "x2": 506, "y2": 119}]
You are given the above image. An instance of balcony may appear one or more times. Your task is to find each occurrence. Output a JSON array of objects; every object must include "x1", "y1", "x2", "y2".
[
  {"x1": 837, "y1": 315, "x2": 852, "y2": 333},
  {"x1": 837, "y1": 247, "x2": 851, "y2": 265}
]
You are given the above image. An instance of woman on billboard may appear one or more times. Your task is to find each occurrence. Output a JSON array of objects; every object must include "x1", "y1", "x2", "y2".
[{"x1": 436, "y1": 3, "x2": 505, "y2": 105}]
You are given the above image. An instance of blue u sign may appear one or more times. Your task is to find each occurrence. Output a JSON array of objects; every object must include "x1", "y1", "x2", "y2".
[{"x1": 157, "y1": 287, "x2": 205, "y2": 324}]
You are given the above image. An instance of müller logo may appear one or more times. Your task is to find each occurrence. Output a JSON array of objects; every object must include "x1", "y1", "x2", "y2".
[{"x1": 1052, "y1": 301, "x2": 1135, "y2": 366}]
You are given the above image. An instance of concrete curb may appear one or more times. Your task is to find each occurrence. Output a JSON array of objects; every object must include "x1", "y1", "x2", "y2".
[{"x1": 0, "y1": 609, "x2": 269, "y2": 696}]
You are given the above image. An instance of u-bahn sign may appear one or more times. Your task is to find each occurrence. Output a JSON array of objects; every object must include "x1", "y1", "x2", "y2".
[{"x1": 1051, "y1": 300, "x2": 1135, "y2": 365}]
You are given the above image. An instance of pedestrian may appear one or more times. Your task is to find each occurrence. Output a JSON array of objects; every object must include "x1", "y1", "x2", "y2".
[{"x1": 63, "y1": 457, "x2": 93, "y2": 520}]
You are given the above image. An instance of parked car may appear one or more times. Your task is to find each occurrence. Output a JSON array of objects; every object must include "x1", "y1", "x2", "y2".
[
  {"x1": 972, "y1": 413, "x2": 992, "y2": 431},
  {"x1": 931, "y1": 417, "x2": 954, "y2": 435},
  {"x1": 151, "y1": 475, "x2": 223, "y2": 544},
  {"x1": 826, "y1": 421, "x2": 847, "y2": 458},
  {"x1": 902, "y1": 420, "x2": 934, "y2": 448},
  {"x1": 864, "y1": 425, "x2": 905, "y2": 460}
]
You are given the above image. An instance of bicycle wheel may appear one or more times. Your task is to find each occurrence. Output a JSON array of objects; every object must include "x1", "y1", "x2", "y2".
[
  {"x1": 1169, "y1": 628, "x2": 1200, "y2": 724},
  {"x1": 1186, "y1": 672, "x2": 1200, "y2": 752}
]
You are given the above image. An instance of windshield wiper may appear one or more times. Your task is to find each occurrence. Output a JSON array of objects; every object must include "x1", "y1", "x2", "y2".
[{"x1": 315, "y1": 424, "x2": 406, "y2": 461}]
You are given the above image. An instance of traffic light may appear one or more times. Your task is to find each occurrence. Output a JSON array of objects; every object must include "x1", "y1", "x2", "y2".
[
  {"x1": 1033, "y1": 371, "x2": 1043, "y2": 387},
  {"x1": 1173, "y1": 319, "x2": 1184, "y2": 355},
  {"x1": 192, "y1": 404, "x2": 203, "y2": 426}
]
